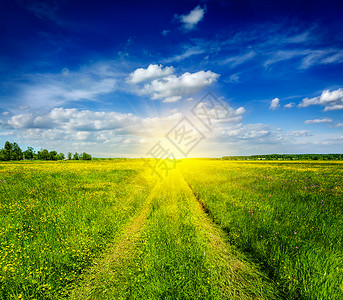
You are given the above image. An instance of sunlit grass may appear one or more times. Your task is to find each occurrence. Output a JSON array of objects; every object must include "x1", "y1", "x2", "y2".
[
  {"x1": 1, "y1": 159, "x2": 342, "y2": 299},
  {"x1": 180, "y1": 160, "x2": 343, "y2": 299},
  {"x1": 0, "y1": 160, "x2": 151, "y2": 299}
]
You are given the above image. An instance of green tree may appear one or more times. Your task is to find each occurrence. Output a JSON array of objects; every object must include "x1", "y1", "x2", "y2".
[
  {"x1": 67, "y1": 152, "x2": 72, "y2": 160},
  {"x1": 57, "y1": 153, "x2": 65, "y2": 160},
  {"x1": 73, "y1": 152, "x2": 79, "y2": 160},
  {"x1": 81, "y1": 152, "x2": 92, "y2": 160},
  {"x1": 23, "y1": 147, "x2": 34, "y2": 160},
  {"x1": 10, "y1": 143, "x2": 23, "y2": 160},
  {"x1": 38, "y1": 149, "x2": 49, "y2": 160},
  {"x1": 0, "y1": 149, "x2": 6, "y2": 161},
  {"x1": 49, "y1": 151, "x2": 58, "y2": 161},
  {"x1": 2, "y1": 141, "x2": 12, "y2": 161}
]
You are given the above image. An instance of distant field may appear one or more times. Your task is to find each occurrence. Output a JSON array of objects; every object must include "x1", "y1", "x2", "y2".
[{"x1": 0, "y1": 160, "x2": 342, "y2": 299}]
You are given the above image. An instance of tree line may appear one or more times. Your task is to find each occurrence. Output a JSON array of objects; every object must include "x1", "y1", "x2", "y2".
[
  {"x1": 222, "y1": 154, "x2": 343, "y2": 161},
  {"x1": 0, "y1": 141, "x2": 92, "y2": 161}
]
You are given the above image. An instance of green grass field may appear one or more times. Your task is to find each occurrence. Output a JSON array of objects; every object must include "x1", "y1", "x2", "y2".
[{"x1": 1, "y1": 160, "x2": 342, "y2": 299}]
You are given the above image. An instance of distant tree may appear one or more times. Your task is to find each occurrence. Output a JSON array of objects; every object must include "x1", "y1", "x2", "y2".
[
  {"x1": 81, "y1": 152, "x2": 92, "y2": 160},
  {"x1": 57, "y1": 153, "x2": 65, "y2": 160},
  {"x1": 3, "y1": 141, "x2": 12, "y2": 161},
  {"x1": 49, "y1": 150, "x2": 58, "y2": 161},
  {"x1": 0, "y1": 149, "x2": 6, "y2": 161},
  {"x1": 11, "y1": 142, "x2": 23, "y2": 160},
  {"x1": 73, "y1": 152, "x2": 79, "y2": 160},
  {"x1": 0, "y1": 142, "x2": 93, "y2": 161},
  {"x1": 23, "y1": 147, "x2": 34, "y2": 160},
  {"x1": 38, "y1": 149, "x2": 49, "y2": 160}
]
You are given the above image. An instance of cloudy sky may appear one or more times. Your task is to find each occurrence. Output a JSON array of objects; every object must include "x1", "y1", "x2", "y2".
[{"x1": 0, "y1": 0, "x2": 343, "y2": 157}]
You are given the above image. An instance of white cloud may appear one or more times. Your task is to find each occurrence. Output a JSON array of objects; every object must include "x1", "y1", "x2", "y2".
[
  {"x1": 299, "y1": 50, "x2": 343, "y2": 69},
  {"x1": 4, "y1": 104, "x2": 342, "y2": 157},
  {"x1": 8, "y1": 114, "x2": 34, "y2": 128},
  {"x1": 178, "y1": 5, "x2": 205, "y2": 31},
  {"x1": 162, "y1": 30, "x2": 170, "y2": 36},
  {"x1": 162, "y1": 96, "x2": 182, "y2": 103},
  {"x1": 127, "y1": 64, "x2": 174, "y2": 84},
  {"x1": 192, "y1": 100, "x2": 245, "y2": 126},
  {"x1": 143, "y1": 70, "x2": 219, "y2": 102},
  {"x1": 285, "y1": 31, "x2": 311, "y2": 44},
  {"x1": 75, "y1": 131, "x2": 90, "y2": 141},
  {"x1": 13, "y1": 62, "x2": 120, "y2": 109},
  {"x1": 269, "y1": 98, "x2": 280, "y2": 110},
  {"x1": 220, "y1": 123, "x2": 272, "y2": 140},
  {"x1": 324, "y1": 105, "x2": 343, "y2": 111},
  {"x1": 4, "y1": 100, "x2": 249, "y2": 157},
  {"x1": 7, "y1": 108, "x2": 139, "y2": 132},
  {"x1": 298, "y1": 88, "x2": 343, "y2": 111},
  {"x1": 284, "y1": 102, "x2": 295, "y2": 108},
  {"x1": 264, "y1": 49, "x2": 343, "y2": 69},
  {"x1": 228, "y1": 73, "x2": 240, "y2": 84},
  {"x1": 285, "y1": 130, "x2": 312, "y2": 137},
  {"x1": 223, "y1": 51, "x2": 256, "y2": 68},
  {"x1": 304, "y1": 118, "x2": 333, "y2": 124},
  {"x1": 264, "y1": 50, "x2": 308, "y2": 67},
  {"x1": 162, "y1": 47, "x2": 204, "y2": 63},
  {"x1": 2, "y1": 111, "x2": 9, "y2": 116}
]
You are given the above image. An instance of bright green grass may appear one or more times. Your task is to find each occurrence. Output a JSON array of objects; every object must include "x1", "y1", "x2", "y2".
[
  {"x1": 74, "y1": 170, "x2": 277, "y2": 299},
  {"x1": 0, "y1": 160, "x2": 151, "y2": 299},
  {"x1": 180, "y1": 160, "x2": 343, "y2": 299},
  {"x1": 1, "y1": 159, "x2": 342, "y2": 299}
]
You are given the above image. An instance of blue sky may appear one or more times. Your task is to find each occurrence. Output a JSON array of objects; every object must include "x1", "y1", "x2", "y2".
[{"x1": 0, "y1": 0, "x2": 343, "y2": 157}]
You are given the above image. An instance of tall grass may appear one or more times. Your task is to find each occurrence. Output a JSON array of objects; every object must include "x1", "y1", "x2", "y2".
[
  {"x1": 0, "y1": 160, "x2": 150, "y2": 299},
  {"x1": 84, "y1": 170, "x2": 278, "y2": 299},
  {"x1": 2, "y1": 159, "x2": 341, "y2": 299},
  {"x1": 180, "y1": 160, "x2": 343, "y2": 299}
]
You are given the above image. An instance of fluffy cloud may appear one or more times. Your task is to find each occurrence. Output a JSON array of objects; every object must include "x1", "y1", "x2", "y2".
[
  {"x1": 220, "y1": 123, "x2": 271, "y2": 140},
  {"x1": 144, "y1": 70, "x2": 219, "y2": 102},
  {"x1": 304, "y1": 118, "x2": 333, "y2": 124},
  {"x1": 299, "y1": 88, "x2": 343, "y2": 111},
  {"x1": 269, "y1": 98, "x2": 280, "y2": 110},
  {"x1": 127, "y1": 64, "x2": 174, "y2": 84},
  {"x1": 284, "y1": 102, "x2": 295, "y2": 108},
  {"x1": 4, "y1": 105, "x2": 341, "y2": 157},
  {"x1": 3, "y1": 101, "x2": 245, "y2": 156},
  {"x1": 128, "y1": 64, "x2": 219, "y2": 102},
  {"x1": 8, "y1": 114, "x2": 35, "y2": 128},
  {"x1": 178, "y1": 5, "x2": 205, "y2": 31},
  {"x1": 7, "y1": 108, "x2": 139, "y2": 132}
]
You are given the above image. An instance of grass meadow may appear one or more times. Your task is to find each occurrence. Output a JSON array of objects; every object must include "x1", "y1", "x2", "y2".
[{"x1": 0, "y1": 159, "x2": 342, "y2": 299}]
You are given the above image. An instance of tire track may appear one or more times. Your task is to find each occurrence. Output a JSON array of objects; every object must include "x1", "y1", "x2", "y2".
[
  {"x1": 68, "y1": 173, "x2": 159, "y2": 299},
  {"x1": 176, "y1": 171, "x2": 279, "y2": 299}
]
